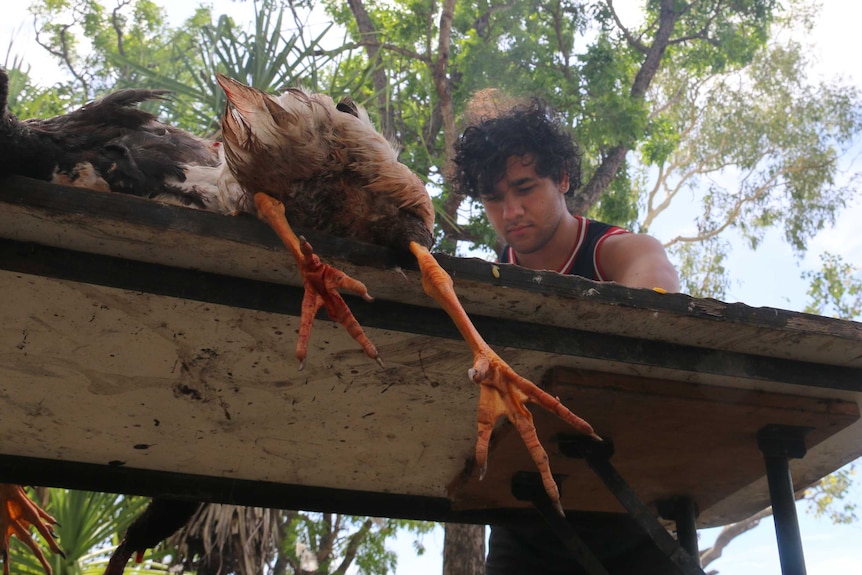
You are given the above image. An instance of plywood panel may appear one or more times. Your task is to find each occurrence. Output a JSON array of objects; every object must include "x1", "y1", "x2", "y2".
[
  {"x1": 1, "y1": 176, "x2": 862, "y2": 526},
  {"x1": 448, "y1": 369, "x2": 859, "y2": 526}
]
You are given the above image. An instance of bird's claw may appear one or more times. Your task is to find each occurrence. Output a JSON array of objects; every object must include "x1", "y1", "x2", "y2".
[
  {"x1": 252, "y1": 194, "x2": 380, "y2": 368},
  {"x1": 469, "y1": 351, "x2": 598, "y2": 512},
  {"x1": 405, "y1": 241, "x2": 595, "y2": 511},
  {"x1": 467, "y1": 356, "x2": 490, "y2": 383},
  {"x1": 478, "y1": 459, "x2": 488, "y2": 482},
  {"x1": 294, "y1": 237, "x2": 380, "y2": 367},
  {"x1": 552, "y1": 499, "x2": 565, "y2": 517},
  {"x1": 0, "y1": 484, "x2": 63, "y2": 575}
]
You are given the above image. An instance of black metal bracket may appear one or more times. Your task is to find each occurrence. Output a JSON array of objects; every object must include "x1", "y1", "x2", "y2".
[
  {"x1": 758, "y1": 424, "x2": 811, "y2": 575},
  {"x1": 511, "y1": 471, "x2": 612, "y2": 575},
  {"x1": 657, "y1": 496, "x2": 700, "y2": 565},
  {"x1": 557, "y1": 435, "x2": 706, "y2": 575}
]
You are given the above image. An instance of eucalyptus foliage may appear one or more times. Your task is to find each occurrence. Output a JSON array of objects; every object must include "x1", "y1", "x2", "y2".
[{"x1": 803, "y1": 252, "x2": 862, "y2": 320}]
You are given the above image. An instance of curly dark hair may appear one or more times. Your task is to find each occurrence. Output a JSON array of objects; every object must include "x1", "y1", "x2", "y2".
[{"x1": 453, "y1": 100, "x2": 581, "y2": 199}]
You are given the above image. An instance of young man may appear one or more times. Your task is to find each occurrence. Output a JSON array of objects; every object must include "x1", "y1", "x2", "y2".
[
  {"x1": 454, "y1": 101, "x2": 679, "y2": 293},
  {"x1": 453, "y1": 101, "x2": 680, "y2": 574}
]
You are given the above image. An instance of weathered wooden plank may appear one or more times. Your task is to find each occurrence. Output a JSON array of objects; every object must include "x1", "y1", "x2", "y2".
[
  {"x1": 2, "y1": 174, "x2": 861, "y2": 372},
  {"x1": 1, "y1": 175, "x2": 862, "y2": 528},
  {"x1": 2, "y1": 238, "x2": 860, "y2": 392}
]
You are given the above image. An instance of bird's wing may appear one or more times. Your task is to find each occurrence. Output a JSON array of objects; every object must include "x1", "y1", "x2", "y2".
[{"x1": 217, "y1": 74, "x2": 332, "y2": 186}]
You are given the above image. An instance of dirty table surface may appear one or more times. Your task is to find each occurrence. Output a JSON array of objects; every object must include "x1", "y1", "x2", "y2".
[{"x1": 1, "y1": 175, "x2": 860, "y2": 527}]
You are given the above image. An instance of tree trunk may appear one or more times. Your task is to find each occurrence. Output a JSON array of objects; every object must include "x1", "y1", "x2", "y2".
[
  {"x1": 346, "y1": 0, "x2": 396, "y2": 142},
  {"x1": 433, "y1": 0, "x2": 465, "y2": 240},
  {"x1": 443, "y1": 523, "x2": 485, "y2": 575}
]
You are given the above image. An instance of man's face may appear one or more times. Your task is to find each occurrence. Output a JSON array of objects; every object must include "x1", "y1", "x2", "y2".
[{"x1": 480, "y1": 155, "x2": 569, "y2": 254}]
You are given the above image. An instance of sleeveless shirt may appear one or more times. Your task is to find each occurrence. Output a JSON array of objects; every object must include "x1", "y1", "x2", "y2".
[{"x1": 498, "y1": 216, "x2": 628, "y2": 280}]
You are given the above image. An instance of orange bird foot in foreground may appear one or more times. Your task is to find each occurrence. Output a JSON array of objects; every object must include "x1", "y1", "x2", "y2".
[
  {"x1": 0, "y1": 484, "x2": 63, "y2": 575},
  {"x1": 409, "y1": 242, "x2": 601, "y2": 515},
  {"x1": 254, "y1": 192, "x2": 382, "y2": 369}
]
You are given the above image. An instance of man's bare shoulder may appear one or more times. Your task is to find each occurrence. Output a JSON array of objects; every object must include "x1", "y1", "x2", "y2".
[
  {"x1": 601, "y1": 231, "x2": 666, "y2": 257},
  {"x1": 598, "y1": 233, "x2": 680, "y2": 291}
]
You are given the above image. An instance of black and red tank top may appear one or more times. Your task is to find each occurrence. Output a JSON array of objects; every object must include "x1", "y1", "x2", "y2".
[{"x1": 498, "y1": 216, "x2": 628, "y2": 280}]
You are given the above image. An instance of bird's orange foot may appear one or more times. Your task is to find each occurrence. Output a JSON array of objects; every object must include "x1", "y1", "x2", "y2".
[
  {"x1": 296, "y1": 237, "x2": 381, "y2": 369},
  {"x1": 470, "y1": 351, "x2": 600, "y2": 515},
  {"x1": 406, "y1": 242, "x2": 599, "y2": 514},
  {"x1": 0, "y1": 484, "x2": 63, "y2": 575},
  {"x1": 253, "y1": 192, "x2": 381, "y2": 369}
]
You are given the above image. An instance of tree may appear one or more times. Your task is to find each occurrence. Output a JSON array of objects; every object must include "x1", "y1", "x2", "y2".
[
  {"x1": 634, "y1": 3, "x2": 861, "y2": 298},
  {"x1": 4, "y1": 488, "x2": 433, "y2": 575},
  {"x1": 18, "y1": 0, "x2": 360, "y2": 132},
  {"x1": 0, "y1": 55, "x2": 76, "y2": 118},
  {"x1": 804, "y1": 252, "x2": 862, "y2": 320},
  {"x1": 24, "y1": 0, "x2": 201, "y2": 102},
  {"x1": 441, "y1": 523, "x2": 484, "y2": 575}
]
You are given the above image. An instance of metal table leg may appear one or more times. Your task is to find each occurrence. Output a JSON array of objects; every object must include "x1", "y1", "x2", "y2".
[
  {"x1": 658, "y1": 496, "x2": 700, "y2": 566},
  {"x1": 757, "y1": 424, "x2": 810, "y2": 575}
]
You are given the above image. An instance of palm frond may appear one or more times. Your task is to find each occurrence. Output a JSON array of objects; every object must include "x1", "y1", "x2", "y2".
[
  {"x1": 9, "y1": 488, "x2": 151, "y2": 575},
  {"x1": 168, "y1": 503, "x2": 282, "y2": 575}
]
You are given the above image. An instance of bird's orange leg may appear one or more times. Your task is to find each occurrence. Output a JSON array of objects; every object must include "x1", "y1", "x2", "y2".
[
  {"x1": 0, "y1": 484, "x2": 63, "y2": 575},
  {"x1": 254, "y1": 192, "x2": 381, "y2": 368},
  {"x1": 409, "y1": 242, "x2": 600, "y2": 515}
]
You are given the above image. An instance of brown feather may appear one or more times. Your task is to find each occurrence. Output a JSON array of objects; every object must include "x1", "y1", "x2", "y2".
[{"x1": 216, "y1": 74, "x2": 434, "y2": 250}]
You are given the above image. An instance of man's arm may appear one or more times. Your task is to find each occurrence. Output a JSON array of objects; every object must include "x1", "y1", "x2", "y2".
[{"x1": 598, "y1": 233, "x2": 680, "y2": 292}]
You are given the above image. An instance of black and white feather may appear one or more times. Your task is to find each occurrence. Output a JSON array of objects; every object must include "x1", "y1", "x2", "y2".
[{"x1": 0, "y1": 68, "x2": 242, "y2": 214}]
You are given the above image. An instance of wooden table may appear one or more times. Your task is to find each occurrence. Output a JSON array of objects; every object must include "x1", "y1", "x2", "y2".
[{"x1": 1, "y1": 175, "x2": 860, "y2": 542}]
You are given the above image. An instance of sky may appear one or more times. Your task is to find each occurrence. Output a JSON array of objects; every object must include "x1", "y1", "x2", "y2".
[{"x1": 2, "y1": 1, "x2": 861, "y2": 574}]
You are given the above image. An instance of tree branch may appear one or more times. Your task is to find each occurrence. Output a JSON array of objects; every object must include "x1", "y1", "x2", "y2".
[
  {"x1": 352, "y1": 39, "x2": 432, "y2": 64},
  {"x1": 545, "y1": 0, "x2": 574, "y2": 75},
  {"x1": 333, "y1": 518, "x2": 374, "y2": 575},
  {"x1": 700, "y1": 506, "x2": 773, "y2": 567},
  {"x1": 111, "y1": 0, "x2": 133, "y2": 58},
  {"x1": 663, "y1": 160, "x2": 796, "y2": 248},
  {"x1": 572, "y1": 0, "x2": 681, "y2": 216},
  {"x1": 316, "y1": 512, "x2": 335, "y2": 569},
  {"x1": 34, "y1": 23, "x2": 89, "y2": 96},
  {"x1": 606, "y1": 0, "x2": 648, "y2": 53},
  {"x1": 436, "y1": 0, "x2": 466, "y2": 237}
]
